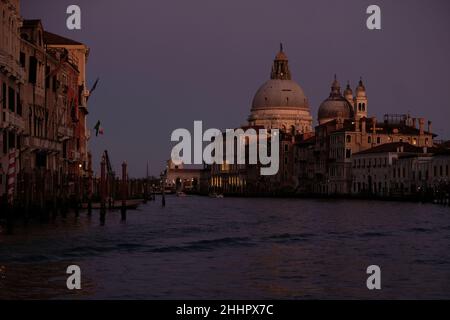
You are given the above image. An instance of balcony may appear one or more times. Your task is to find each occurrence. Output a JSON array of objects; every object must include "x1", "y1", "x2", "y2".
[
  {"x1": 1, "y1": 110, "x2": 25, "y2": 131},
  {"x1": 57, "y1": 126, "x2": 74, "y2": 141},
  {"x1": 69, "y1": 151, "x2": 81, "y2": 161},
  {"x1": 0, "y1": 49, "x2": 25, "y2": 82},
  {"x1": 24, "y1": 136, "x2": 62, "y2": 153}
]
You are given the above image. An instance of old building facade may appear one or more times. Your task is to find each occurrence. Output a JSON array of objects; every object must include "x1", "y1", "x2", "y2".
[
  {"x1": 0, "y1": 0, "x2": 91, "y2": 206},
  {"x1": 0, "y1": 0, "x2": 24, "y2": 199}
]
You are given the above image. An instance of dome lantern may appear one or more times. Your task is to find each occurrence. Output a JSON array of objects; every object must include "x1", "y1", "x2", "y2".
[{"x1": 270, "y1": 43, "x2": 291, "y2": 80}]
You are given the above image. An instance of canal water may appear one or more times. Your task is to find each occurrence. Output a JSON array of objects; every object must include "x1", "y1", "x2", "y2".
[{"x1": 1, "y1": 196, "x2": 450, "y2": 299}]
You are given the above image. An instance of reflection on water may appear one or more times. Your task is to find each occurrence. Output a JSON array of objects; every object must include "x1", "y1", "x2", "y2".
[{"x1": 1, "y1": 196, "x2": 450, "y2": 299}]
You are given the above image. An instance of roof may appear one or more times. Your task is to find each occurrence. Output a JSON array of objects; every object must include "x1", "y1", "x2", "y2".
[
  {"x1": 296, "y1": 135, "x2": 316, "y2": 146},
  {"x1": 327, "y1": 117, "x2": 436, "y2": 137},
  {"x1": 44, "y1": 31, "x2": 83, "y2": 46},
  {"x1": 354, "y1": 142, "x2": 437, "y2": 155}
]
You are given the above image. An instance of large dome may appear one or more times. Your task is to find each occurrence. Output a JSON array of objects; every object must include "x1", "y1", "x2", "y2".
[
  {"x1": 251, "y1": 79, "x2": 309, "y2": 111},
  {"x1": 247, "y1": 44, "x2": 313, "y2": 134}
]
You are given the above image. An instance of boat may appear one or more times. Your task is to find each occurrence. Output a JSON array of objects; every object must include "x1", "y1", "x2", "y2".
[
  {"x1": 209, "y1": 192, "x2": 224, "y2": 198},
  {"x1": 176, "y1": 191, "x2": 187, "y2": 197}
]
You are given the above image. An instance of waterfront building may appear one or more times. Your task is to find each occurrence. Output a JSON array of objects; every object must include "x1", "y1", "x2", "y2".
[
  {"x1": 0, "y1": 0, "x2": 24, "y2": 198},
  {"x1": 351, "y1": 142, "x2": 434, "y2": 196},
  {"x1": 208, "y1": 45, "x2": 440, "y2": 197},
  {"x1": 351, "y1": 142, "x2": 450, "y2": 197},
  {"x1": 165, "y1": 159, "x2": 204, "y2": 192},
  {"x1": 298, "y1": 75, "x2": 435, "y2": 195},
  {"x1": 0, "y1": 0, "x2": 91, "y2": 206}
]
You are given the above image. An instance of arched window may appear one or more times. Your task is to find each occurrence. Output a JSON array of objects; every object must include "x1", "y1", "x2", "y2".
[
  {"x1": 346, "y1": 135, "x2": 351, "y2": 143},
  {"x1": 362, "y1": 103, "x2": 366, "y2": 111}
]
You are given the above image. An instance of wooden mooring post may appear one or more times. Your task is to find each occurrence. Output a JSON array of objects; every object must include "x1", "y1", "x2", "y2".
[
  {"x1": 121, "y1": 161, "x2": 127, "y2": 221},
  {"x1": 100, "y1": 156, "x2": 106, "y2": 224}
]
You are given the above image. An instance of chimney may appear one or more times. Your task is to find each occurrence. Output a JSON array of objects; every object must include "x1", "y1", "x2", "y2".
[
  {"x1": 419, "y1": 118, "x2": 425, "y2": 135},
  {"x1": 428, "y1": 121, "x2": 432, "y2": 134},
  {"x1": 371, "y1": 117, "x2": 377, "y2": 134},
  {"x1": 361, "y1": 118, "x2": 366, "y2": 134}
]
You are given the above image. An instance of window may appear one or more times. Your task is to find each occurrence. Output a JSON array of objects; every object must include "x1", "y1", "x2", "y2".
[
  {"x1": 346, "y1": 135, "x2": 351, "y2": 143},
  {"x1": 346, "y1": 149, "x2": 351, "y2": 158},
  {"x1": 377, "y1": 137, "x2": 381, "y2": 144},
  {"x1": 8, "y1": 131, "x2": 16, "y2": 149},
  {"x1": 45, "y1": 66, "x2": 50, "y2": 89},
  {"x1": 368, "y1": 136, "x2": 372, "y2": 144},
  {"x1": 446, "y1": 165, "x2": 449, "y2": 176},
  {"x1": 16, "y1": 92, "x2": 21, "y2": 116},
  {"x1": 1, "y1": 82, "x2": 6, "y2": 109},
  {"x1": 20, "y1": 52, "x2": 26, "y2": 68},
  {"x1": 2, "y1": 132, "x2": 7, "y2": 154},
  {"x1": 29, "y1": 56, "x2": 37, "y2": 84},
  {"x1": 36, "y1": 152, "x2": 47, "y2": 168},
  {"x1": 8, "y1": 87, "x2": 15, "y2": 112}
]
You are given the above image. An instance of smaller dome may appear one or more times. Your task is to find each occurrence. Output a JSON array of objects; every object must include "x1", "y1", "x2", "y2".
[
  {"x1": 318, "y1": 76, "x2": 354, "y2": 124},
  {"x1": 318, "y1": 98, "x2": 354, "y2": 124}
]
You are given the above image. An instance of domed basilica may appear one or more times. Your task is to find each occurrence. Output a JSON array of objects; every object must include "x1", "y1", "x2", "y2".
[
  {"x1": 248, "y1": 45, "x2": 369, "y2": 130},
  {"x1": 248, "y1": 44, "x2": 313, "y2": 134}
]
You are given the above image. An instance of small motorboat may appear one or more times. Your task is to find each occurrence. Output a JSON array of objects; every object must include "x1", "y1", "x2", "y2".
[
  {"x1": 176, "y1": 191, "x2": 187, "y2": 197},
  {"x1": 209, "y1": 192, "x2": 224, "y2": 198}
]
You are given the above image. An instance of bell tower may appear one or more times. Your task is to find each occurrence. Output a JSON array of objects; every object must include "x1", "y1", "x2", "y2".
[{"x1": 354, "y1": 78, "x2": 368, "y2": 120}]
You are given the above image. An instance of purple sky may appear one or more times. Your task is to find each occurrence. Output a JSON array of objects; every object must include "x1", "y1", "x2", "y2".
[{"x1": 22, "y1": 0, "x2": 450, "y2": 177}]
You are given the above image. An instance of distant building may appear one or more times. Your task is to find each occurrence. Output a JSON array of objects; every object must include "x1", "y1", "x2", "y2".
[
  {"x1": 352, "y1": 142, "x2": 450, "y2": 197},
  {"x1": 165, "y1": 160, "x2": 203, "y2": 192},
  {"x1": 207, "y1": 45, "x2": 442, "y2": 197}
]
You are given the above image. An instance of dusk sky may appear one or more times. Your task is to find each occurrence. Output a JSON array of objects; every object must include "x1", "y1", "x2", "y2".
[{"x1": 22, "y1": 0, "x2": 450, "y2": 177}]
